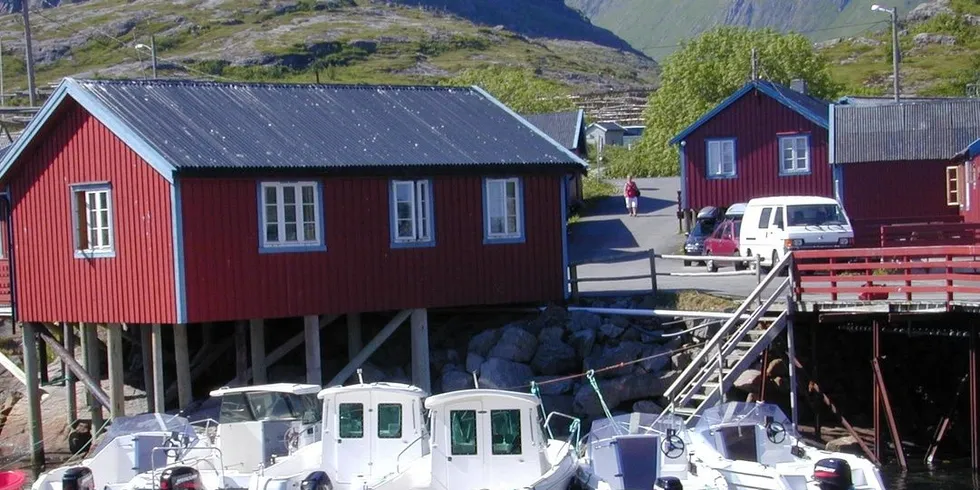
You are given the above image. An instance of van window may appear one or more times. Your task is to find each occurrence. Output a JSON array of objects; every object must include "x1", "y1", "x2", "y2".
[
  {"x1": 786, "y1": 204, "x2": 849, "y2": 227},
  {"x1": 772, "y1": 207, "x2": 784, "y2": 229},
  {"x1": 758, "y1": 208, "x2": 772, "y2": 229}
]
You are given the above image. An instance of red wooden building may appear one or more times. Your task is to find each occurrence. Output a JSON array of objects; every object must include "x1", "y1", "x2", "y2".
[
  {"x1": 0, "y1": 78, "x2": 586, "y2": 418},
  {"x1": 670, "y1": 80, "x2": 833, "y2": 213}
]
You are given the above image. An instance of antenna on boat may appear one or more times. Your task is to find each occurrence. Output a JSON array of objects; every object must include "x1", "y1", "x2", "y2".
[
  {"x1": 471, "y1": 371, "x2": 479, "y2": 389},
  {"x1": 356, "y1": 368, "x2": 364, "y2": 385}
]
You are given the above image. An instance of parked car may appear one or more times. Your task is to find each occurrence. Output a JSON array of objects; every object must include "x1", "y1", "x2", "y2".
[
  {"x1": 704, "y1": 217, "x2": 743, "y2": 272},
  {"x1": 683, "y1": 206, "x2": 723, "y2": 266},
  {"x1": 725, "y1": 202, "x2": 747, "y2": 220},
  {"x1": 739, "y1": 196, "x2": 854, "y2": 269}
]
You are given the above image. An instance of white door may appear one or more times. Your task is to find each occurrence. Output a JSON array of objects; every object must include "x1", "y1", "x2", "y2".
[
  {"x1": 767, "y1": 206, "x2": 786, "y2": 264},
  {"x1": 441, "y1": 401, "x2": 484, "y2": 490},
  {"x1": 484, "y1": 407, "x2": 537, "y2": 489},
  {"x1": 372, "y1": 399, "x2": 410, "y2": 478},
  {"x1": 333, "y1": 395, "x2": 372, "y2": 484}
]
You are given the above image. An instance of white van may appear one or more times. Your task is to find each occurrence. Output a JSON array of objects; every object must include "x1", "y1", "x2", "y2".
[{"x1": 739, "y1": 196, "x2": 854, "y2": 267}]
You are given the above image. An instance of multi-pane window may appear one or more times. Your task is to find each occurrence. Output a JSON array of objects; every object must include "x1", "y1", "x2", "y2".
[
  {"x1": 72, "y1": 184, "x2": 114, "y2": 257},
  {"x1": 779, "y1": 135, "x2": 810, "y2": 174},
  {"x1": 391, "y1": 180, "x2": 433, "y2": 245},
  {"x1": 707, "y1": 139, "x2": 736, "y2": 178},
  {"x1": 948, "y1": 165, "x2": 964, "y2": 206},
  {"x1": 338, "y1": 403, "x2": 364, "y2": 439},
  {"x1": 485, "y1": 178, "x2": 523, "y2": 240},
  {"x1": 260, "y1": 182, "x2": 322, "y2": 249}
]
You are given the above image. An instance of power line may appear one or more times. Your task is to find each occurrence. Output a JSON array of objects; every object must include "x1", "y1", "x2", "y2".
[{"x1": 642, "y1": 19, "x2": 891, "y2": 51}]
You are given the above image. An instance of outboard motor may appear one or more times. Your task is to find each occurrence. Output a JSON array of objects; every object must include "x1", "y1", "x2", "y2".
[
  {"x1": 655, "y1": 476, "x2": 683, "y2": 490},
  {"x1": 159, "y1": 466, "x2": 203, "y2": 490},
  {"x1": 61, "y1": 467, "x2": 95, "y2": 490},
  {"x1": 813, "y1": 458, "x2": 853, "y2": 490},
  {"x1": 300, "y1": 471, "x2": 333, "y2": 490}
]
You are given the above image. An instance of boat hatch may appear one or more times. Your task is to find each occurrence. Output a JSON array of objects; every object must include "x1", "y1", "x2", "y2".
[{"x1": 614, "y1": 435, "x2": 660, "y2": 490}]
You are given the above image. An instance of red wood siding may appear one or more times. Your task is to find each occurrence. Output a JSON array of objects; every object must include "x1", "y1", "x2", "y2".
[
  {"x1": 6, "y1": 101, "x2": 176, "y2": 323},
  {"x1": 962, "y1": 155, "x2": 980, "y2": 223},
  {"x1": 180, "y1": 174, "x2": 565, "y2": 322},
  {"x1": 683, "y1": 90, "x2": 832, "y2": 210},
  {"x1": 841, "y1": 160, "x2": 960, "y2": 223}
]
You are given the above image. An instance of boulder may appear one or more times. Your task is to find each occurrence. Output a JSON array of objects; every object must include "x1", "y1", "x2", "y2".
[
  {"x1": 531, "y1": 340, "x2": 577, "y2": 375},
  {"x1": 733, "y1": 369, "x2": 762, "y2": 393},
  {"x1": 826, "y1": 435, "x2": 863, "y2": 453},
  {"x1": 540, "y1": 395, "x2": 576, "y2": 436},
  {"x1": 766, "y1": 358, "x2": 788, "y2": 378},
  {"x1": 671, "y1": 349, "x2": 693, "y2": 370},
  {"x1": 535, "y1": 376, "x2": 575, "y2": 395},
  {"x1": 530, "y1": 305, "x2": 569, "y2": 331},
  {"x1": 442, "y1": 369, "x2": 473, "y2": 392},
  {"x1": 347, "y1": 39, "x2": 379, "y2": 53},
  {"x1": 538, "y1": 326, "x2": 565, "y2": 344},
  {"x1": 489, "y1": 326, "x2": 538, "y2": 363},
  {"x1": 632, "y1": 400, "x2": 663, "y2": 414},
  {"x1": 465, "y1": 353, "x2": 485, "y2": 374},
  {"x1": 815, "y1": 38, "x2": 841, "y2": 49},
  {"x1": 468, "y1": 328, "x2": 501, "y2": 356},
  {"x1": 638, "y1": 344, "x2": 670, "y2": 373},
  {"x1": 569, "y1": 329, "x2": 596, "y2": 359},
  {"x1": 567, "y1": 311, "x2": 601, "y2": 332},
  {"x1": 966, "y1": 14, "x2": 980, "y2": 25},
  {"x1": 913, "y1": 32, "x2": 956, "y2": 47},
  {"x1": 851, "y1": 37, "x2": 883, "y2": 47},
  {"x1": 599, "y1": 322, "x2": 626, "y2": 340},
  {"x1": 906, "y1": 0, "x2": 953, "y2": 23},
  {"x1": 584, "y1": 342, "x2": 644, "y2": 377},
  {"x1": 573, "y1": 371, "x2": 677, "y2": 417},
  {"x1": 478, "y1": 358, "x2": 534, "y2": 390}
]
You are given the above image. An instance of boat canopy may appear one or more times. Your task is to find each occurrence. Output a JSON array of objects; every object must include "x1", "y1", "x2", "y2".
[
  {"x1": 93, "y1": 413, "x2": 197, "y2": 454},
  {"x1": 694, "y1": 402, "x2": 798, "y2": 437},
  {"x1": 588, "y1": 412, "x2": 686, "y2": 442}
]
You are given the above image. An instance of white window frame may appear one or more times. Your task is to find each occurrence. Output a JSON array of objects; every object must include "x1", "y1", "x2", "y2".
[
  {"x1": 484, "y1": 177, "x2": 524, "y2": 242},
  {"x1": 947, "y1": 165, "x2": 964, "y2": 206},
  {"x1": 779, "y1": 135, "x2": 811, "y2": 175},
  {"x1": 71, "y1": 183, "x2": 115, "y2": 259},
  {"x1": 391, "y1": 179, "x2": 434, "y2": 246},
  {"x1": 259, "y1": 181, "x2": 324, "y2": 251},
  {"x1": 706, "y1": 139, "x2": 736, "y2": 178}
]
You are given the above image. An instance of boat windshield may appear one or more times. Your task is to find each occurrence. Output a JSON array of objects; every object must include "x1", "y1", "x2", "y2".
[
  {"x1": 694, "y1": 402, "x2": 798, "y2": 440},
  {"x1": 93, "y1": 413, "x2": 197, "y2": 455},
  {"x1": 588, "y1": 412, "x2": 688, "y2": 443},
  {"x1": 786, "y1": 204, "x2": 849, "y2": 227},
  {"x1": 219, "y1": 391, "x2": 322, "y2": 424}
]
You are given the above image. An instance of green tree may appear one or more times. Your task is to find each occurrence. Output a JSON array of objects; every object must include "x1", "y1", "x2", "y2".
[
  {"x1": 630, "y1": 27, "x2": 841, "y2": 177},
  {"x1": 445, "y1": 67, "x2": 575, "y2": 114}
]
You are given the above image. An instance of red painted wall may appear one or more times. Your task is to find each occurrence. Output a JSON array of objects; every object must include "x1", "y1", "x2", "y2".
[
  {"x1": 682, "y1": 90, "x2": 832, "y2": 210},
  {"x1": 842, "y1": 160, "x2": 959, "y2": 223},
  {"x1": 180, "y1": 174, "x2": 565, "y2": 322},
  {"x1": 5, "y1": 102, "x2": 176, "y2": 323}
]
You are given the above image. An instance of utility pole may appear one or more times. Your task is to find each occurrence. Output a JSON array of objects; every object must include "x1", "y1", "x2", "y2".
[
  {"x1": 1, "y1": 37, "x2": 5, "y2": 108},
  {"x1": 21, "y1": 0, "x2": 37, "y2": 107},
  {"x1": 751, "y1": 47, "x2": 758, "y2": 81},
  {"x1": 890, "y1": 9, "x2": 900, "y2": 102},
  {"x1": 150, "y1": 35, "x2": 157, "y2": 79}
]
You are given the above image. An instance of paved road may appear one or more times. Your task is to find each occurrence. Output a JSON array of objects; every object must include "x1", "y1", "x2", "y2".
[{"x1": 568, "y1": 177, "x2": 781, "y2": 300}]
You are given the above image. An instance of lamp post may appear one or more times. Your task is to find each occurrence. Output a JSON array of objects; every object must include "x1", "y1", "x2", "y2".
[
  {"x1": 872, "y1": 4, "x2": 900, "y2": 102},
  {"x1": 135, "y1": 36, "x2": 157, "y2": 79}
]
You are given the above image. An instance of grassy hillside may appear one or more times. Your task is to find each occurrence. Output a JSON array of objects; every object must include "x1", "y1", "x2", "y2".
[
  {"x1": 0, "y1": 0, "x2": 657, "y2": 101},
  {"x1": 567, "y1": 0, "x2": 920, "y2": 60}
]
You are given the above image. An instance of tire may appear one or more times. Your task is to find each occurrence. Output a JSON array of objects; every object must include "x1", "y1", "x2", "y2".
[
  {"x1": 683, "y1": 260, "x2": 691, "y2": 267},
  {"x1": 733, "y1": 250, "x2": 744, "y2": 271},
  {"x1": 706, "y1": 259, "x2": 717, "y2": 273}
]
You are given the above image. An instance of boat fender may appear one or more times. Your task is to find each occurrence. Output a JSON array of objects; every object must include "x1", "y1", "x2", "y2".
[
  {"x1": 812, "y1": 458, "x2": 853, "y2": 490},
  {"x1": 655, "y1": 476, "x2": 683, "y2": 490},
  {"x1": 159, "y1": 466, "x2": 203, "y2": 490},
  {"x1": 61, "y1": 467, "x2": 95, "y2": 490},
  {"x1": 300, "y1": 471, "x2": 333, "y2": 490}
]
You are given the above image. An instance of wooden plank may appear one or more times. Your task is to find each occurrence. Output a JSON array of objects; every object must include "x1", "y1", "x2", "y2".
[
  {"x1": 797, "y1": 260, "x2": 980, "y2": 272},
  {"x1": 799, "y1": 273, "x2": 980, "y2": 283},
  {"x1": 794, "y1": 245, "x2": 980, "y2": 259},
  {"x1": 250, "y1": 319, "x2": 267, "y2": 385},
  {"x1": 173, "y1": 324, "x2": 192, "y2": 409},
  {"x1": 106, "y1": 324, "x2": 125, "y2": 419}
]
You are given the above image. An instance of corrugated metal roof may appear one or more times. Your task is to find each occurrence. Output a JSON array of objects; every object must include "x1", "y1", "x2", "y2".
[
  {"x1": 68, "y1": 79, "x2": 585, "y2": 171},
  {"x1": 593, "y1": 121, "x2": 625, "y2": 131},
  {"x1": 837, "y1": 95, "x2": 975, "y2": 107},
  {"x1": 521, "y1": 110, "x2": 583, "y2": 150},
  {"x1": 833, "y1": 100, "x2": 980, "y2": 164}
]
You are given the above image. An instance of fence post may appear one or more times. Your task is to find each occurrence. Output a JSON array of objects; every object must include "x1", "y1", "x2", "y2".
[
  {"x1": 649, "y1": 249, "x2": 658, "y2": 294},
  {"x1": 755, "y1": 255, "x2": 762, "y2": 284},
  {"x1": 569, "y1": 264, "x2": 579, "y2": 300}
]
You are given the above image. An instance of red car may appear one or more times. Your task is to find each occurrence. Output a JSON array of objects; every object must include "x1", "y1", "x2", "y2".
[{"x1": 703, "y1": 218, "x2": 744, "y2": 272}]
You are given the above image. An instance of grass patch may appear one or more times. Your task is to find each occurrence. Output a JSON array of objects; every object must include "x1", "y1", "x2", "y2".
[
  {"x1": 664, "y1": 290, "x2": 741, "y2": 312},
  {"x1": 568, "y1": 176, "x2": 617, "y2": 223}
]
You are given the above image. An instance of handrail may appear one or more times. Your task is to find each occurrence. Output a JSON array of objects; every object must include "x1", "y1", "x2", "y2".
[
  {"x1": 395, "y1": 434, "x2": 425, "y2": 473},
  {"x1": 544, "y1": 411, "x2": 581, "y2": 444},
  {"x1": 663, "y1": 252, "x2": 792, "y2": 402}
]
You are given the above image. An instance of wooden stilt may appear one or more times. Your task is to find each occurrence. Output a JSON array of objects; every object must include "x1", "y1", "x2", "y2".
[
  {"x1": 140, "y1": 325, "x2": 154, "y2": 413},
  {"x1": 328, "y1": 310, "x2": 412, "y2": 387},
  {"x1": 925, "y1": 372, "x2": 968, "y2": 465},
  {"x1": 106, "y1": 324, "x2": 125, "y2": 418},
  {"x1": 347, "y1": 313, "x2": 362, "y2": 361},
  {"x1": 151, "y1": 324, "x2": 165, "y2": 413},
  {"x1": 235, "y1": 321, "x2": 248, "y2": 383},
  {"x1": 37, "y1": 326, "x2": 49, "y2": 385},
  {"x1": 411, "y1": 309, "x2": 431, "y2": 394},
  {"x1": 173, "y1": 323, "x2": 192, "y2": 409},
  {"x1": 970, "y1": 325, "x2": 979, "y2": 473},
  {"x1": 811, "y1": 326, "x2": 821, "y2": 441},
  {"x1": 872, "y1": 358, "x2": 907, "y2": 471},
  {"x1": 64, "y1": 323, "x2": 77, "y2": 425},
  {"x1": 23, "y1": 323, "x2": 45, "y2": 477},
  {"x1": 81, "y1": 323, "x2": 104, "y2": 433},
  {"x1": 250, "y1": 319, "x2": 267, "y2": 385},
  {"x1": 304, "y1": 315, "x2": 321, "y2": 386},
  {"x1": 873, "y1": 320, "x2": 883, "y2": 461},
  {"x1": 787, "y1": 318, "x2": 799, "y2": 431}
]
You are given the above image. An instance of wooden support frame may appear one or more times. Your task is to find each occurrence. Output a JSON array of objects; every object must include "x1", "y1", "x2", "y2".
[
  {"x1": 411, "y1": 309, "x2": 431, "y2": 394},
  {"x1": 173, "y1": 324, "x2": 192, "y2": 409},
  {"x1": 873, "y1": 320, "x2": 883, "y2": 461},
  {"x1": 151, "y1": 324, "x2": 165, "y2": 413},
  {"x1": 328, "y1": 309, "x2": 412, "y2": 387},
  {"x1": 81, "y1": 323, "x2": 104, "y2": 432},
  {"x1": 106, "y1": 324, "x2": 126, "y2": 418},
  {"x1": 787, "y1": 318, "x2": 799, "y2": 430},
  {"x1": 250, "y1": 319, "x2": 267, "y2": 385},
  {"x1": 304, "y1": 315, "x2": 321, "y2": 386},
  {"x1": 235, "y1": 321, "x2": 248, "y2": 379},
  {"x1": 872, "y1": 358, "x2": 907, "y2": 471},
  {"x1": 971, "y1": 325, "x2": 979, "y2": 473},
  {"x1": 64, "y1": 323, "x2": 77, "y2": 425},
  {"x1": 139, "y1": 325, "x2": 154, "y2": 413},
  {"x1": 925, "y1": 373, "x2": 968, "y2": 465},
  {"x1": 232, "y1": 315, "x2": 340, "y2": 386},
  {"x1": 22, "y1": 323, "x2": 45, "y2": 476},
  {"x1": 347, "y1": 313, "x2": 362, "y2": 361},
  {"x1": 37, "y1": 329, "x2": 111, "y2": 409},
  {"x1": 810, "y1": 326, "x2": 821, "y2": 441}
]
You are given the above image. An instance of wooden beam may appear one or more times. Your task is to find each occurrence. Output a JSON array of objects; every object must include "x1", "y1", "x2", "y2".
[
  {"x1": 925, "y1": 373, "x2": 968, "y2": 464},
  {"x1": 411, "y1": 309, "x2": 431, "y2": 394},
  {"x1": 250, "y1": 319, "x2": 267, "y2": 385},
  {"x1": 37, "y1": 329, "x2": 111, "y2": 409},
  {"x1": 22, "y1": 322, "x2": 45, "y2": 477},
  {"x1": 165, "y1": 335, "x2": 235, "y2": 402},
  {"x1": 233, "y1": 315, "x2": 340, "y2": 385},
  {"x1": 787, "y1": 318, "x2": 799, "y2": 430},
  {"x1": 873, "y1": 320, "x2": 883, "y2": 461},
  {"x1": 347, "y1": 313, "x2": 362, "y2": 360},
  {"x1": 872, "y1": 358, "x2": 907, "y2": 470},
  {"x1": 235, "y1": 321, "x2": 248, "y2": 380},
  {"x1": 140, "y1": 325, "x2": 154, "y2": 413},
  {"x1": 81, "y1": 323, "x2": 104, "y2": 432},
  {"x1": 106, "y1": 324, "x2": 125, "y2": 418},
  {"x1": 305, "y1": 316, "x2": 321, "y2": 385},
  {"x1": 173, "y1": 324, "x2": 192, "y2": 409},
  {"x1": 328, "y1": 310, "x2": 412, "y2": 387},
  {"x1": 151, "y1": 324, "x2": 165, "y2": 413},
  {"x1": 65, "y1": 323, "x2": 77, "y2": 425}
]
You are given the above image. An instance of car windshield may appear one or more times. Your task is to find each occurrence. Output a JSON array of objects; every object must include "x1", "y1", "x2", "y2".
[
  {"x1": 732, "y1": 219, "x2": 741, "y2": 238},
  {"x1": 691, "y1": 219, "x2": 717, "y2": 237},
  {"x1": 219, "y1": 392, "x2": 322, "y2": 424},
  {"x1": 786, "y1": 204, "x2": 848, "y2": 227}
]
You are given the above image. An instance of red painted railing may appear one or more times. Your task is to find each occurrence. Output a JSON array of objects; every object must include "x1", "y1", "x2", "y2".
[
  {"x1": 792, "y1": 245, "x2": 980, "y2": 304},
  {"x1": 851, "y1": 216, "x2": 963, "y2": 247},
  {"x1": 879, "y1": 222, "x2": 980, "y2": 248}
]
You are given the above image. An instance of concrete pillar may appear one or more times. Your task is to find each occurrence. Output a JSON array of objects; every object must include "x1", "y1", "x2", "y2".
[
  {"x1": 151, "y1": 324, "x2": 165, "y2": 413},
  {"x1": 140, "y1": 325, "x2": 154, "y2": 413},
  {"x1": 411, "y1": 309, "x2": 431, "y2": 394},
  {"x1": 250, "y1": 319, "x2": 267, "y2": 385},
  {"x1": 304, "y1": 315, "x2": 321, "y2": 386},
  {"x1": 22, "y1": 322, "x2": 45, "y2": 476},
  {"x1": 81, "y1": 323, "x2": 104, "y2": 432},
  {"x1": 106, "y1": 324, "x2": 125, "y2": 418},
  {"x1": 235, "y1": 321, "x2": 248, "y2": 382},
  {"x1": 347, "y1": 313, "x2": 362, "y2": 361},
  {"x1": 173, "y1": 323, "x2": 192, "y2": 409},
  {"x1": 64, "y1": 323, "x2": 77, "y2": 425}
]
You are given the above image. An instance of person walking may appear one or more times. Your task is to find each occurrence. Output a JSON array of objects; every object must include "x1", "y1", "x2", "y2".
[{"x1": 623, "y1": 175, "x2": 640, "y2": 217}]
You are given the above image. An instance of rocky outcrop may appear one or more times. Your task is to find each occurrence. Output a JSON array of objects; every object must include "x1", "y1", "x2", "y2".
[
  {"x1": 913, "y1": 32, "x2": 956, "y2": 46},
  {"x1": 906, "y1": 0, "x2": 953, "y2": 23}
]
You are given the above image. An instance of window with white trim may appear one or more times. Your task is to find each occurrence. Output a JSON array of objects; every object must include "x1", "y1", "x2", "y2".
[
  {"x1": 260, "y1": 182, "x2": 322, "y2": 248},
  {"x1": 485, "y1": 178, "x2": 523, "y2": 240},
  {"x1": 779, "y1": 135, "x2": 811, "y2": 174},
  {"x1": 707, "y1": 139, "x2": 736, "y2": 177},
  {"x1": 72, "y1": 184, "x2": 114, "y2": 257},
  {"x1": 391, "y1": 179, "x2": 433, "y2": 244},
  {"x1": 947, "y1": 165, "x2": 964, "y2": 206}
]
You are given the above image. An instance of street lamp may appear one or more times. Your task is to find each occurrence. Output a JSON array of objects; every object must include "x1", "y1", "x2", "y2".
[
  {"x1": 135, "y1": 37, "x2": 157, "y2": 79},
  {"x1": 871, "y1": 4, "x2": 900, "y2": 102}
]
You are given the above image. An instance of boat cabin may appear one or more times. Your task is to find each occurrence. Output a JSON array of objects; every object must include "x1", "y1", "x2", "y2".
[
  {"x1": 318, "y1": 382, "x2": 429, "y2": 487},
  {"x1": 583, "y1": 412, "x2": 695, "y2": 490},
  {"x1": 210, "y1": 383, "x2": 323, "y2": 471},
  {"x1": 424, "y1": 390, "x2": 550, "y2": 490},
  {"x1": 690, "y1": 402, "x2": 801, "y2": 466}
]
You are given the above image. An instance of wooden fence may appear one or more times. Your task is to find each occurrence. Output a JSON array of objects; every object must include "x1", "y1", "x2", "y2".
[
  {"x1": 851, "y1": 215, "x2": 962, "y2": 247},
  {"x1": 879, "y1": 222, "x2": 980, "y2": 248}
]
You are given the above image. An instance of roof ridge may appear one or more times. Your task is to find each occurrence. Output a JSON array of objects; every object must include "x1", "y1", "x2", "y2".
[{"x1": 70, "y1": 77, "x2": 473, "y2": 91}]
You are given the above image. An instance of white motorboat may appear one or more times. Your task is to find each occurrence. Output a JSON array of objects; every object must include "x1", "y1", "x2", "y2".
[
  {"x1": 685, "y1": 402, "x2": 885, "y2": 490},
  {"x1": 576, "y1": 411, "x2": 727, "y2": 490},
  {"x1": 32, "y1": 383, "x2": 324, "y2": 490}
]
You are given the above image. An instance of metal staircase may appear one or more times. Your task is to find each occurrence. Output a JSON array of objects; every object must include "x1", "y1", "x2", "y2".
[{"x1": 663, "y1": 253, "x2": 793, "y2": 423}]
